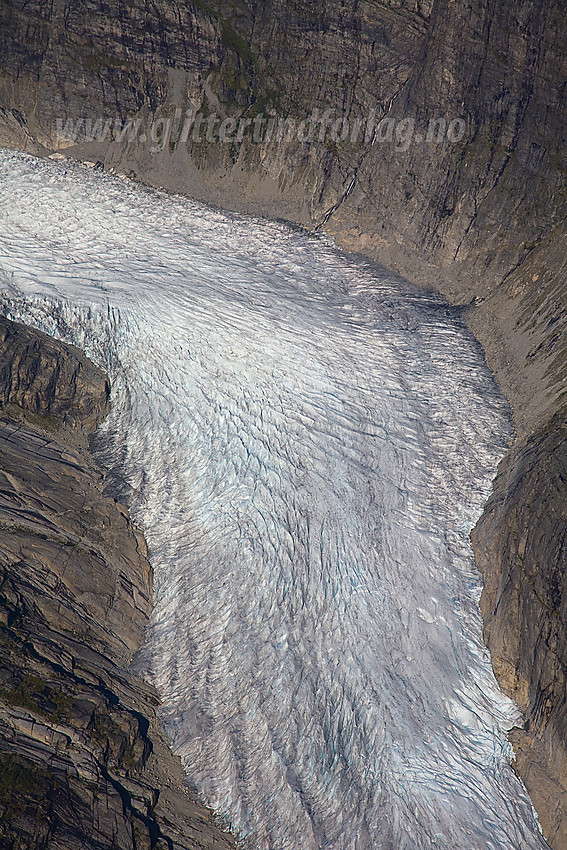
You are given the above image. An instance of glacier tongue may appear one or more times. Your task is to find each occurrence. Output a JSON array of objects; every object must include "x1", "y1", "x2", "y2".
[{"x1": 0, "y1": 149, "x2": 547, "y2": 849}]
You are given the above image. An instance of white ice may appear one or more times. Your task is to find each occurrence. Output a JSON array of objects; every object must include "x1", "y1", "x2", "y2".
[{"x1": 0, "y1": 150, "x2": 547, "y2": 849}]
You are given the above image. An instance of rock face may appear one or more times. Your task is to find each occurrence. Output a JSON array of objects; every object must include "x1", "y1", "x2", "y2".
[
  {"x1": 0, "y1": 318, "x2": 234, "y2": 850},
  {"x1": 472, "y1": 409, "x2": 567, "y2": 848},
  {"x1": 465, "y1": 214, "x2": 567, "y2": 849},
  {"x1": 0, "y1": 0, "x2": 564, "y2": 294},
  {"x1": 0, "y1": 316, "x2": 110, "y2": 431},
  {"x1": 0, "y1": 0, "x2": 566, "y2": 846}
]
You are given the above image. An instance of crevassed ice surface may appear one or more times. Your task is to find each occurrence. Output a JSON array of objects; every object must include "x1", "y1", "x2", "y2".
[{"x1": 0, "y1": 150, "x2": 547, "y2": 850}]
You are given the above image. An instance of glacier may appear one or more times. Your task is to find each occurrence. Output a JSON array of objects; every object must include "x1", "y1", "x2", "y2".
[{"x1": 0, "y1": 149, "x2": 548, "y2": 849}]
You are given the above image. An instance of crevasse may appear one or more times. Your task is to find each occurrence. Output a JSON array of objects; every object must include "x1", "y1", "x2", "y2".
[{"x1": 0, "y1": 150, "x2": 547, "y2": 850}]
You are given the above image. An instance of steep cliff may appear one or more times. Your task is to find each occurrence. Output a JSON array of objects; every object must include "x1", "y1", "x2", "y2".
[
  {"x1": 472, "y1": 408, "x2": 567, "y2": 849},
  {"x1": 0, "y1": 317, "x2": 234, "y2": 850},
  {"x1": 0, "y1": 0, "x2": 564, "y2": 300},
  {"x1": 0, "y1": 0, "x2": 566, "y2": 846}
]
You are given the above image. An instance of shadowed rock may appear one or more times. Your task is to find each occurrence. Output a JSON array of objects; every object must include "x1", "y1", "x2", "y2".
[{"x1": 0, "y1": 317, "x2": 235, "y2": 850}]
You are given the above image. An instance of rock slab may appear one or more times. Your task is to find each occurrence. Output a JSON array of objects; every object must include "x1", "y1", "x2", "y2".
[{"x1": 0, "y1": 317, "x2": 234, "y2": 850}]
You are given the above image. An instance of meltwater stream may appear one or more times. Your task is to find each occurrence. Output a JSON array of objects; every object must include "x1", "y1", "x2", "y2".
[{"x1": 0, "y1": 151, "x2": 547, "y2": 850}]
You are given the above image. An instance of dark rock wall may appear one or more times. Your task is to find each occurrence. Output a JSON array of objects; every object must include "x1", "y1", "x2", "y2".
[
  {"x1": 1, "y1": 0, "x2": 565, "y2": 302},
  {"x1": 1, "y1": 1, "x2": 567, "y2": 846},
  {"x1": 465, "y1": 215, "x2": 567, "y2": 849},
  {"x1": 472, "y1": 409, "x2": 567, "y2": 848},
  {"x1": 340, "y1": 0, "x2": 567, "y2": 287},
  {"x1": 0, "y1": 316, "x2": 110, "y2": 430},
  {"x1": 0, "y1": 319, "x2": 234, "y2": 850}
]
